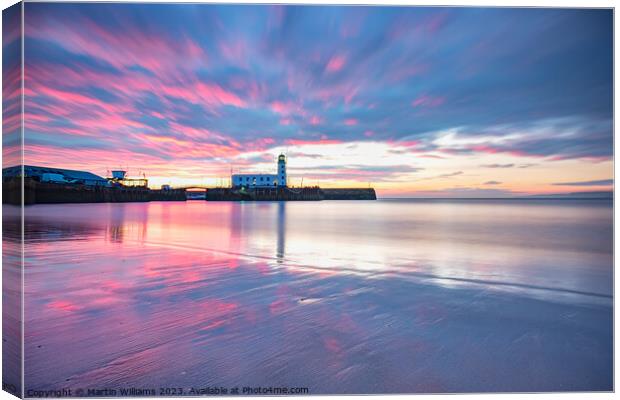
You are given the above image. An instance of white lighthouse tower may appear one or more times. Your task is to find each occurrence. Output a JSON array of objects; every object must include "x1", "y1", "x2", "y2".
[
  {"x1": 231, "y1": 153, "x2": 288, "y2": 188},
  {"x1": 277, "y1": 154, "x2": 287, "y2": 187}
]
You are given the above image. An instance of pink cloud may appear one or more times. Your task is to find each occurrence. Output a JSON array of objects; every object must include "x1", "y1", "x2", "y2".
[
  {"x1": 269, "y1": 100, "x2": 308, "y2": 117},
  {"x1": 468, "y1": 145, "x2": 500, "y2": 154},
  {"x1": 325, "y1": 55, "x2": 346, "y2": 73},
  {"x1": 196, "y1": 82, "x2": 246, "y2": 108},
  {"x1": 271, "y1": 101, "x2": 293, "y2": 114},
  {"x1": 419, "y1": 154, "x2": 445, "y2": 159},
  {"x1": 312, "y1": 80, "x2": 360, "y2": 105},
  {"x1": 27, "y1": 15, "x2": 208, "y2": 79},
  {"x1": 344, "y1": 118, "x2": 358, "y2": 126},
  {"x1": 167, "y1": 122, "x2": 239, "y2": 145},
  {"x1": 344, "y1": 86, "x2": 359, "y2": 105},
  {"x1": 242, "y1": 137, "x2": 276, "y2": 152},
  {"x1": 309, "y1": 116, "x2": 322, "y2": 125},
  {"x1": 26, "y1": 59, "x2": 245, "y2": 125},
  {"x1": 398, "y1": 140, "x2": 422, "y2": 148},
  {"x1": 285, "y1": 138, "x2": 342, "y2": 146},
  {"x1": 23, "y1": 142, "x2": 236, "y2": 183},
  {"x1": 158, "y1": 82, "x2": 246, "y2": 109},
  {"x1": 412, "y1": 95, "x2": 445, "y2": 108},
  {"x1": 218, "y1": 39, "x2": 248, "y2": 66}
]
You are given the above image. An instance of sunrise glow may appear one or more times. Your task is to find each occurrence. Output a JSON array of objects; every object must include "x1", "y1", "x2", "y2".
[{"x1": 7, "y1": 4, "x2": 612, "y2": 197}]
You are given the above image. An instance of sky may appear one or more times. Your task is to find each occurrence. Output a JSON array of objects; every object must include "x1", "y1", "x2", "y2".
[{"x1": 5, "y1": 4, "x2": 614, "y2": 196}]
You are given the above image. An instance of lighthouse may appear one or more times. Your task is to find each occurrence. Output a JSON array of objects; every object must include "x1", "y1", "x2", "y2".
[
  {"x1": 277, "y1": 154, "x2": 287, "y2": 187},
  {"x1": 231, "y1": 153, "x2": 288, "y2": 188}
]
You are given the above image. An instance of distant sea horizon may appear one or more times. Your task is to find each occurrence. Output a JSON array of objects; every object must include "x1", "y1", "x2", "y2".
[{"x1": 379, "y1": 190, "x2": 613, "y2": 200}]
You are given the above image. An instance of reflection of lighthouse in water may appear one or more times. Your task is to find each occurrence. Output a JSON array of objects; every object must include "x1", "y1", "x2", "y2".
[
  {"x1": 276, "y1": 202, "x2": 286, "y2": 263},
  {"x1": 226, "y1": 202, "x2": 286, "y2": 265}
]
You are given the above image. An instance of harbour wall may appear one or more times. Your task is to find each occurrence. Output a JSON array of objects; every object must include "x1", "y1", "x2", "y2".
[
  {"x1": 321, "y1": 188, "x2": 377, "y2": 200},
  {"x1": 206, "y1": 187, "x2": 376, "y2": 201},
  {"x1": 206, "y1": 187, "x2": 323, "y2": 201},
  {"x1": 2, "y1": 178, "x2": 376, "y2": 204},
  {"x1": 2, "y1": 178, "x2": 186, "y2": 205}
]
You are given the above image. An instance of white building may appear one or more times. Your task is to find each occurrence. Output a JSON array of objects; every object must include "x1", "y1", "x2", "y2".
[{"x1": 232, "y1": 154, "x2": 287, "y2": 188}]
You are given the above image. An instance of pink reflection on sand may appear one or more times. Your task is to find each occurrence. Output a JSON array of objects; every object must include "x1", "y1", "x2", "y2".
[
  {"x1": 46, "y1": 300, "x2": 81, "y2": 313},
  {"x1": 21, "y1": 201, "x2": 613, "y2": 392}
]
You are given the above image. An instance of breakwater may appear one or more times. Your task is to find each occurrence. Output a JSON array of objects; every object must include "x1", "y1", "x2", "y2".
[
  {"x1": 206, "y1": 187, "x2": 376, "y2": 201},
  {"x1": 321, "y1": 188, "x2": 377, "y2": 200},
  {"x1": 206, "y1": 187, "x2": 323, "y2": 201},
  {"x1": 2, "y1": 178, "x2": 376, "y2": 204},
  {"x1": 2, "y1": 178, "x2": 186, "y2": 205}
]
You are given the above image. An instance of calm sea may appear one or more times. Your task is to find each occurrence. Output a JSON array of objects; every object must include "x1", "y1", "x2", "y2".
[{"x1": 3, "y1": 199, "x2": 613, "y2": 393}]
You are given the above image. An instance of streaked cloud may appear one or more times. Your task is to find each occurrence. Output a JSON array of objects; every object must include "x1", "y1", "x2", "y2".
[
  {"x1": 13, "y1": 4, "x2": 612, "y2": 195},
  {"x1": 481, "y1": 164, "x2": 514, "y2": 169},
  {"x1": 325, "y1": 55, "x2": 346, "y2": 73},
  {"x1": 440, "y1": 171, "x2": 464, "y2": 178},
  {"x1": 552, "y1": 179, "x2": 613, "y2": 186}
]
